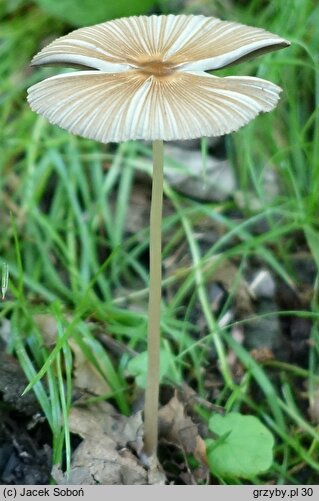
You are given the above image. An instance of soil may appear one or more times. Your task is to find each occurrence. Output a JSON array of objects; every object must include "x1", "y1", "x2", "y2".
[
  {"x1": 0, "y1": 408, "x2": 52, "y2": 485},
  {"x1": 0, "y1": 353, "x2": 52, "y2": 484}
]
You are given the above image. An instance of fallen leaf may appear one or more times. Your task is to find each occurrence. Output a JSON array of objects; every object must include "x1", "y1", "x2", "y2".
[
  {"x1": 34, "y1": 314, "x2": 59, "y2": 347},
  {"x1": 69, "y1": 339, "x2": 110, "y2": 396},
  {"x1": 250, "y1": 347, "x2": 275, "y2": 363},
  {"x1": 164, "y1": 145, "x2": 236, "y2": 202},
  {"x1": 53, "y1": 402, "x2": 166, "y2": 485},
  {"x1": 52, "y1": 435, "x2": 147, "y2": 485},
  {"x1": 69, "y1": 402, "x2": 143, "y2": 451},
  {"x1": 179, "y1": 383, "x2": 225, "y2": 414},
  {"x1": 34, "y1": 314, "x2": 110, "y2": 397},
  {"x1": 158, "y1": 393, "x2": 208, "y2": 467},
  {"x1": 52, "y1": 436, "x2": 148, "y2": 485}
]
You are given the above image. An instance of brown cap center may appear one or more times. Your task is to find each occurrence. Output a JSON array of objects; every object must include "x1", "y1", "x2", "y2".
[{"x1": 137, "y1": 58, "x2": 175, "y2": 77}]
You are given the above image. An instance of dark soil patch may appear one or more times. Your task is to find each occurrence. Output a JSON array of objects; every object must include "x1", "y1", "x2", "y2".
[
  {"x1": 0, "y1": 351, "x2": 52, "y2": 485},
  {"x1": 0, "y1": 408, "x2": 52, "y2": 485}
]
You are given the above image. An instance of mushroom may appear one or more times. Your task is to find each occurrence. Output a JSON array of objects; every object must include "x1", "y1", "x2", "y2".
[{"x1": 27, "y1": 14, "x2": 289, "y2": 461}]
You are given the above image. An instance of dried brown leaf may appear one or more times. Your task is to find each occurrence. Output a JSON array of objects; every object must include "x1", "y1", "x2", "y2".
[
  {"x1": 56, "y1": 402, "x2": 166, "y2": 485},
  {"x1": 250, "y1": 347, "x2": 275, "y2": 363},
  {"x1": 158, "y1": 393, "x2": 208, "y2": 467},
  {"x1": 69, "y1": 402, "x2": 143, "y2": 450},
  {"x1": 52, "y1": 436, "x2": 147, "y2": 485},
  {"x1": 34, "y1": 314, "x2": 59, "y2": 347},
  {"x1": 69, "y1": 339, "x2": 110, "y2": 396}
]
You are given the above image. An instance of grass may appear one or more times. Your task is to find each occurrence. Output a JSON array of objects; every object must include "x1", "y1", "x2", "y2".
[{"x1": 1, "y1": 0, "x2": 319, "y2": 484}]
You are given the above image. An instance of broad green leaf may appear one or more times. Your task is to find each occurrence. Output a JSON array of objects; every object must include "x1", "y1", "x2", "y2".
[
  {"x1": 126, "y1": 349, "x2": 172, "y2": 389},
  {"x1": 206, "y1": 412, "x2": 274, "y2": 479},
  {"x1": 34, "y1": 0, "x2": 156, "y2": 27}
]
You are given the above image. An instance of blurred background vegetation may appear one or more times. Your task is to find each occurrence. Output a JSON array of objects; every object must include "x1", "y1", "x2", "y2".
[{"x1": 1, "y1": 0, "x2": 319, "y2": 485}]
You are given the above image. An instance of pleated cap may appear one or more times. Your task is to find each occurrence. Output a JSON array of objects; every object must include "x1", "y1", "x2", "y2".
[{"x1": 27, "y1": 15, "x2": 290, "y2": 143}]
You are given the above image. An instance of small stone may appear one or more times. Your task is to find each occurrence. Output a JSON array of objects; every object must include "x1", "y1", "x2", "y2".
[
  {"x1": 250, "y1": 270, "x2": 276, "y2": 299},
  {"x1": 164, "y1": 145, "x2": 236, "y2": 202}
]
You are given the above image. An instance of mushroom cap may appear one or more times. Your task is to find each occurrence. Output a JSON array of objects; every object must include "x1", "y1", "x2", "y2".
[{"x1": 27, "y1": 15, "x2": 290, "y2": 143}]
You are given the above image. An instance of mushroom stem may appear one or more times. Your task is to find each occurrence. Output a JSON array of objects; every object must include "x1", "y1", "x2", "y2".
[{"x1": 143, "y1": 139, "x2": 164, "y2": 459}]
